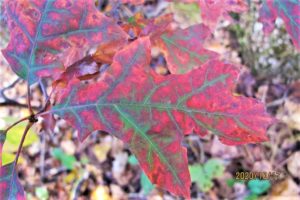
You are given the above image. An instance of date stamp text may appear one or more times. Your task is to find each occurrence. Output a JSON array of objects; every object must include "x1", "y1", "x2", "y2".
[{"x1": 235, "y1": 171, "x2": 283, "y2": 180}]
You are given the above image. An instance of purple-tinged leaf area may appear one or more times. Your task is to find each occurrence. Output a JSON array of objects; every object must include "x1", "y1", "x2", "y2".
[
  {"x1": 259, "y1": 0, "x2": 300, "y2": 51},
  {"x1": 2, "y1": 0, "x2": 128, "y2": 84},
  {"x1": 48, "y1": 37, "x2": 274, "y2": 197},
  {"x1": 0, "y1": 164, "x2": 25, "y2": 200},
  {"x1": 0, "y1": 131, "x2": 25, "y2": 200},
  {"x1": 156, "y1": 24, "x2": 218, "y2": 74}
]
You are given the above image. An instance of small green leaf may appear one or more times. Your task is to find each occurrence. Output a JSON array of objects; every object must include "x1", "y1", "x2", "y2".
[
  {"x1": 140, "y1": 172, "x2": 154, "y2": 195},
  {"x1": 226, "y1": 178, "x2": 235, "y2": 188},
  {"x1": 35, "y1": 186, "x2": 49, "y2": 200},
  {"x1": 128, "y1": 155, "x2": 139, "y2": 166},
  {"x1": 189, "y1": 164, "x2": 213, "y2": 192},
  {"x1": 1, "y1": 152, "x2": 15, "y2": 165},
  {"x1": 245, "y1": 193, "x2": 258, "y2": 200},
  {"x1": 128, "y1": 16, "x2": 135, "y2": 24},
  {"x1": 247, "y1": 179, "x2": 271, "y2": 195},
  {"x1": 51, "y1": 148, "x2": 76, "y2": 170},
  {"x1": 1, "y1": 117, "x2": 38, "y2": 165},
  {"x1": 80, "y1": 156, "x2": 89, "y2": 165},
  {"x1": 226, "y1": 178, "x2": 245, "y2": 187},
  {"x1": 203, "y1": 159, "x2": 225, "y2": 178},
  {"x1": 1, "y1": 117, "x2": 38, "y2": 148},
  {"x1": 171, "y1": 2, "x2": 201, "y2": 27}
]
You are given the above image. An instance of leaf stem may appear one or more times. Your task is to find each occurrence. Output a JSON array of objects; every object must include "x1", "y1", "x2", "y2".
[
  {"x1": 4, "y1": 116, "x2": 31, "y2": 133},
  {"x1": 36, "y1": 86, "x2": 56, "y2": 115},
  {"x1": 27, "y1": 84, "x2": 34, "y2": 115},
  {"x1": 12, "y1": 122, "x2": 33, "y2": 172}
]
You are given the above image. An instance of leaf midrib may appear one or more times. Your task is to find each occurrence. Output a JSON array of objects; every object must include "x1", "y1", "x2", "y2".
[
  {"x1": 52, "y1": 101, "x2": 237, "y2": 119},
  {"x1": 113, "y1": 105, "x2": 185, "y2": 188}
]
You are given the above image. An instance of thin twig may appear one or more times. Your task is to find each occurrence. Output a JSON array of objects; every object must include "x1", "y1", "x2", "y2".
[
  {"x1": 0, "y1": 78, "x2": 32, "y2": 109},
  {"x1": 266, "y1": 91, "x2": 288, "y2": 108},
  {"x1": 36, "y1": 86, "x2": 55, "y2": 115},
  {"x1": 242, "y1": 145, "x2": 255, "y2": 164},
  {"x1": 1, "y1": 78, "x2": 21, "y2": 93},
  {"x1": 0, "y1": 101, "x2": 38, "y2": 109},
  {"x1": 196, "y1": 138, "x2": 205, "y2": 163},
  {"x1": 274, "y1": 155, "x2": 293, "y2": 170},
  {"x1": 71, "y1": 170, "x2": 89, "y2": 200},
  {"x1": 39, "y1": 79, "x2": 49, "y2": 100},
  {"x1": 97, "y1": 0, "x2": 104, "y2": 10},
  {"x1": 189, "y1": 135, "x2": 205, "y2": 163},
  {"x1": 40, "y1": 131, "x2": 46, "y2": 179}
]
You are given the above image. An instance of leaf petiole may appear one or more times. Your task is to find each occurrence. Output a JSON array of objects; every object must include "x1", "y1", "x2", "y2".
[
  {"x1": 4, "y1": 116, "x2": 31, "y2": 133},
  {"x1": 12, "y1": 122, "x2": 34, "y2": 172}
]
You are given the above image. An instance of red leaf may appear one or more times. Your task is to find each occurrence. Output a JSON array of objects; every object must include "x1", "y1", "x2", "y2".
[
  {"x1": 128, "y1": 129, "x2": 190, "y2": 198},
  {"x1": 0, "y1": 132, "x2": 25, "y2": 200},
  {"x1": 171, "y1": 0, "x2": 248, "y2": 30},
  {"x1": 200, "y1": 0, "x2": 248, "y2": 29},
  {"x1": 143, "y1": 14, "x2": 174, "y2": 40},
  {"x1": 1, "y1": 0, "x2": 128, "y2": 84},
  {"x1": 156, "y1": 24, "x2": 218, "y2": 74},
  {"x1": 259, "y1": 0, "x2": 300, "y2": 51},
  {"x1": 50, "y1": 38, "x2": 191, "y2": 198},
  {"x1": 47, "y1": 37, "x2": 274, "y2": 197}
]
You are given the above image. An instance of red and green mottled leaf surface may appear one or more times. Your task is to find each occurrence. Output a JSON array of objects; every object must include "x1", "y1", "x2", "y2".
[
  {"x1": 45, "y1": 37, "x2": 274, "y2": 197},
  {"x1": 50, "y1": 38, "x2": 191, "y2": 198},
  {"x1": 259, "y1": 0, "x2": 300, "y2": 51},
  {"x1": 2, "y1": 0, "x2": 128, "y2": 84},
  {"x1": 0, "y1": 132, "x2": 25, "y2": 200},
  {"x1": 156, "y1": 24, "x2": 218, "y2": 74}
]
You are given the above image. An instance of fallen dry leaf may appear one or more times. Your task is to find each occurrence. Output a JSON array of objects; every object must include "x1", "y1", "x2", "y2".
[
  {"x1": 287, "y1": 152, "x2": 300, "y2": 179},
  {"x1": 271, "y1": 178, "x2": 300, "y2": 197},
  {"x1": 91, "y1": 185, "x2": 112, "y2": 200},
  {"x1": 277, "y1": 99, "x2": 300, "y2": 131}
]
